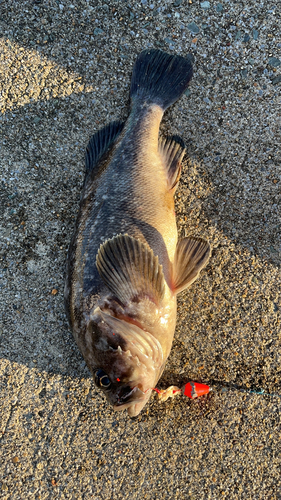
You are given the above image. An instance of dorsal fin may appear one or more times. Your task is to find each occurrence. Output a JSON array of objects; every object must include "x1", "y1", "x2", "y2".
[
  {"x1": 85, "y1": 121, "x2": 124, "y2": 174},
  {"x1": 173, "y1": 236, "x2": 211, "y2": 294},
  {"x1": 159, "y1": 135, "x2": 185, "y2": 190},
  {"x1": 96, "y1": 234, "x2": 165, "y2": 306}
]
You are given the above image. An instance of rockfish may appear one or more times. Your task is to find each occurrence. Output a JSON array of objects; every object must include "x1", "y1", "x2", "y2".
[{"x1": 65, "y1": 49, "x2": 210, "y2": 416}]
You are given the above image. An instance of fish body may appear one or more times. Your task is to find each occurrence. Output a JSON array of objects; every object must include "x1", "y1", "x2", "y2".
[{"x1": 65, "y1": 50, "x2": 211, "y2": 416}]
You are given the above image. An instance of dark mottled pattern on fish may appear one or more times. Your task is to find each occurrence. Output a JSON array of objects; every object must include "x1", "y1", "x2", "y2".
[{"x1": 65, "y1": 49, "x2": 210, "y2": 416}]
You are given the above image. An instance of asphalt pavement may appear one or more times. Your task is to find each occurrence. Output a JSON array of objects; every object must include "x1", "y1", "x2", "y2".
[{"x1": 0, "y1": 0, "x2": 280, "y2": 498}]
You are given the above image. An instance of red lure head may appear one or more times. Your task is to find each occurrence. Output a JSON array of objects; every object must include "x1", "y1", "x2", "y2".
[{"x1": 182, "y1": 382, "x2": 210, "y2": 399}]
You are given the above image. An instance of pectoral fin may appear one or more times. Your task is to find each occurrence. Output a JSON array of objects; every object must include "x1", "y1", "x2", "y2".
[
  {"x1": 96, "y1": 234, "x2": 165, "y2": 306},
  {"x1": 173, "y1": 236, "x2": 211, "y2": 294}
]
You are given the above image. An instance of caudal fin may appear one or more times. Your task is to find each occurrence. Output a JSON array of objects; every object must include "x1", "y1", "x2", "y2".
[{"x1": 130, "y1": 49, "x2": 193, "y2": 111}]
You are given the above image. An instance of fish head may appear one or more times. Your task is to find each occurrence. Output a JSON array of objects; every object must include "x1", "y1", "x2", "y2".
[{"x1": 85, "y1": 307, "x2": 164, "y2": 416}]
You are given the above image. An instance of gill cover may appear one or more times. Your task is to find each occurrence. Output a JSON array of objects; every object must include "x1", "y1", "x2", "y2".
[{"x1": 91, "y1": 307, "x2": 163, "y2": 388}]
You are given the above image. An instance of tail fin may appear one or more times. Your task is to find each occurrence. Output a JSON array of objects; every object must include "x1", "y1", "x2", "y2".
[{"x1": 130, "y1": 49, "x2": 193, "y2": 111}]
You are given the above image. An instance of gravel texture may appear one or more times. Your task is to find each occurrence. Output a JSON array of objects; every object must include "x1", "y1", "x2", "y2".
[{"x1": 0, "y1": 0, "x2": 280, "y2": 498}]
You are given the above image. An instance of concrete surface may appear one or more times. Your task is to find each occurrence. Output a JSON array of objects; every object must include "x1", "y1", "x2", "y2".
[{"x1": 0, "y1": 0, "x2": 280, "y2": 498}]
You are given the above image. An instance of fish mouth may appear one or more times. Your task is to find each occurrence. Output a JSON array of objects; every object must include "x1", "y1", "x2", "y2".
[
  {"x1": 92, "y1": 307, "x2": 162, "y2": 415},
  {"x1": 113, "y1": 386, "x2": 139, "y2": 408},
  {"x1": 113, "y1": 386, "x2": 150, "y2": 413}
]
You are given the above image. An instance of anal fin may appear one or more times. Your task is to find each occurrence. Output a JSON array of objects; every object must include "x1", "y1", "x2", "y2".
[
  {"x1": 159, "y1": 135, "x2": 185, "y2": 191},
  {"x1": 173, "y1": 236, "x2": 211, "y2": 294}
]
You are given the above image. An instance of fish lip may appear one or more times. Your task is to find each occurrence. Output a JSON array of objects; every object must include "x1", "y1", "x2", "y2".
[
  {"x1": 114, "y1": 389, "x2": 152, "y2": 416},
  {"x1": 113, "y1": 386, "x2": 151, "y2": 411},
  {"x1": 114, "y1": 386, "x2": 140, "y2": 407}
]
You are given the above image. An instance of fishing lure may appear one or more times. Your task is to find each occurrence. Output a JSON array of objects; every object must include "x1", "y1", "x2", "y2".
[{"x1": 153, "y1": 381, "x2": 211, "y2": 402}]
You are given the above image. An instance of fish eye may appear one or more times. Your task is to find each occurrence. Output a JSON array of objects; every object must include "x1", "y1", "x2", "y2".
[{"x1": 94, "y1": 369, "x2": 111, "y2": 389}]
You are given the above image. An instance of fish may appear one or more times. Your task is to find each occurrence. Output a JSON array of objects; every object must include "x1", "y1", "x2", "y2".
[{"x1": 64, "y1": 49, "x2": 211, "y2": 417}]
